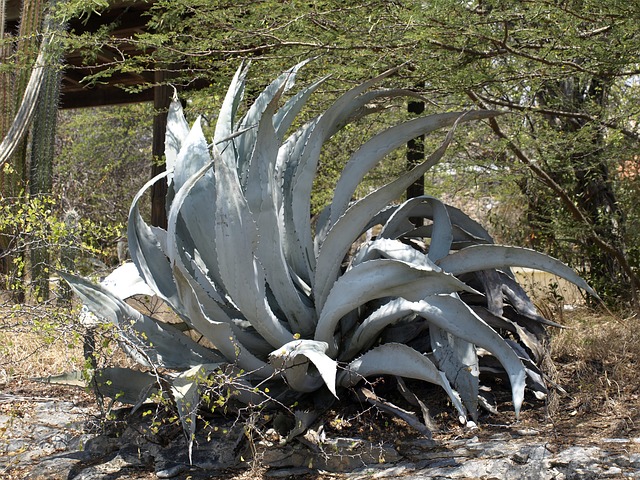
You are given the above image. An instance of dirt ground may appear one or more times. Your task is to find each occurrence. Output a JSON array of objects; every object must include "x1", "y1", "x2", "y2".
[{"x1": 2, "y1": 305, "x2": 640, "y2": 479}]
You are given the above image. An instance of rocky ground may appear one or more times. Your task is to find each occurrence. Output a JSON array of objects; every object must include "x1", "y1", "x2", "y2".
[{"x1": 2, "y1": 377, "x2": 640, "y2": 480}]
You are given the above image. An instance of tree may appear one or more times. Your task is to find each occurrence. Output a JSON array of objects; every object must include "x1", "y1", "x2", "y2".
[
  {"x1": 35, "y1": 0, "x2": 640, "y2": 306},
  {"x1": 394, "y1": 0, "x2": 640, "y2": 306}
]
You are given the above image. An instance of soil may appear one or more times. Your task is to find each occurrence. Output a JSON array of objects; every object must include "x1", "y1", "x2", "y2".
[
  {"x1": 2, "y1": 357, "x2": 640, "y2": 480},
  {"x1": 2, "y1": 308, "x2": 640, "y2": 479}
]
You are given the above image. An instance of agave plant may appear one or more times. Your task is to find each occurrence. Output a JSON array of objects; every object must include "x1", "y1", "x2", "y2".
[{"x1": 62, "y1": 61, "x2": 597, "y2": 447}]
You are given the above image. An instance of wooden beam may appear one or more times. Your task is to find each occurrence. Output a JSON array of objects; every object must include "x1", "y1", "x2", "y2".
[{"x1": 150, "y1": 70, "x2": 170, "y2": 228}]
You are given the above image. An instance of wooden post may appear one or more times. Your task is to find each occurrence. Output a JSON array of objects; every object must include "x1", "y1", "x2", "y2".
[
  {"x1": 406, "y1": 97, "x2": 425, "y2": 226},
  {"x1": 150, "y1": 70, "x2": 170, "y2": 229}
]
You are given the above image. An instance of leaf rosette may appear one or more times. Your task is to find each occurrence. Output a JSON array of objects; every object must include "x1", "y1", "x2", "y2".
[{"x1": 62, "y1": 61, "x2": 597, "y2": 440}]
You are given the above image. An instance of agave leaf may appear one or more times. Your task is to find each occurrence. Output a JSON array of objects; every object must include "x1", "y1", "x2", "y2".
[
  {"x1": 314, "y1": 259, "x2": 478, "y2": 357},
  {"x1": 171, "y1": 363, "x2": 219, "y2": 464},
  {"x1": 437, "y1": 245, "x2": 599, "y2": 299},
  {"x1": 505, "y1": 340, "x2": 548, "y2": 399},
  {"x1": 172, "y1": 118, "x2": 212, "y2": 198},
  {"x1": 343, "y1": 294, "x2": 527, "y2": 416},
  {"x1": 128, "y1": 171, "x2": 183, "y2": 312},
  {"x1": 214, "y1": 61, "x2": 250, "y2": 154},
  {"x1": 471, "y1": 306, "x2": 547, "y2": 363},
  {"x1": 314, "y1": 123, "x2": 460, "y2": 311},
  {"x1": 339, "y1": 343, "x2": 466, "y2": 422},
  {"x1": 213, "y1": 127, "x2": 294, "y2": 348},
  {"x1": 285, "y1": 72, "x2": 413, "y2": 283},
  {"x1": 236, "y1": 60, "x2": 311, "y2": 186},
  {"x1": 342, "y1": 297, "x2": 416, "y2": 360},
  {"x1": 38, "y1": 368, "x2": 160, "y2": 407},
  {"x1": 415, "y1": 294, "x2": 526, "y2": 417},
  {"x1": 100, "y1": 262, "x2": 155, "y2": 300},
  {"x1": 60, "y1": 271, "x2": 223, "y2": 369},
  {"x1": 351, "y1": 238, "x2": 437, "y2": 269},
  {"x1": 36, "y1": 370, "x2": 87, "y2": 388},
  {"x1": 245, "y1": 83, "x2": 317, "y2": 335},
  {"x1": 43, "y1": 369, "x2": 159, "y2": 415},
  {"x1": 498, "y1": 271, "x2": 564, "y2": 328},
  {"x1": 430, "y1": 325, "x2": 479, "y2": 419},
  {"x1": 381, "y1": 196, "x2": 453, "y2": 262},
  {"x1": 269, "y1": 340, "x2": 338, "y2": 397},
  {"x1": 397, "y1": 204, "x2": 494, "y2": 249},
  {"x1": 441, "y1": 204, "x2": 494, "y2": 244},
  {"x1": 165, "y1": 167, "x2": 273, "y2": 371},
  {"x1": 329, "y1": 112, "x2": 499, "y2": 229},
  {"x1": 165, "y1": 93, "x2": 190, "y2": 188},
  {"x1": 274, "y1": 74, "x2": 329, "y2": 142},
  {"x1": 173, "y1": 267, "x2": 273, "y2": 375},
  {"x1": 164, "y1": 152, "x2": 233, "y2": 307},
  {"x1": 98, "y1": 368, "x2": 161, "y2": 406}
]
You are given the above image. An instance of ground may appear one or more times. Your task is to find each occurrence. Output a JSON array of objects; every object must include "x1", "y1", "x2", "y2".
[{"x1": 1, "y1": 305, "x2": 640, "y2": 479}]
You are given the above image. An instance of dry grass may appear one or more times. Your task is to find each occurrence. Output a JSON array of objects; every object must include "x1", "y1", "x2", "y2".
[
  {"x1": 0, "y1": 301, "x2": 85, "y2": 385},
  {"x1": 550, "y1": 309, "x2": 640, "y2": 425}
]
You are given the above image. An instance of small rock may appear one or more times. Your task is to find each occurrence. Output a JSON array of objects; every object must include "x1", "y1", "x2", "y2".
[
  {"x1": 601, "y1": 466, "x2": 623, "y2": 477},
  {"x1": 511, "y1": 451, "x2": 529, "y2": 464},
  {"x1": 155, "y1": 463, "x2": 188, "y2": 478}
]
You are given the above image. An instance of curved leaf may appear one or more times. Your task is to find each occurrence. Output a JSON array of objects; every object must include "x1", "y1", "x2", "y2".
[
  {"x1": 165, "y1": 93, "x2": 190, "y2": 188},
  {"x1": 127, "y1": 171, "x2": 183, "y2": 312},
  {"x1": 269, "y1": 340, "x2": 338, "y2": 396},
  {"x1": 213, "y1": 127, "x2": 294, "y2": 348},
  {"x1": 380, "y1": 196, "x2": 453, "y2": 262},
  {"x1": 430, "y1": 325, "x2": 479, "y2": 419},
  {"x1": 330, "y1": 111, "x2": 500, "y2": 228},
  {"x1": 60, "y1": 271, "x2": 223, "y2": 369},
  {"x1": 343, "y1": 294, "x2": 527, "y2": 417},
  {"x1": 437, "y1": 245, "x2": 599, "y2": 299},
  {"x1": 339, "y1": 343, "x2": 466, "y2": 421},
  {"x1": 314, "y1": 259, "x2": 477, "y2": 357},
  {"x1": 351, "y1": 237, "x2": 436, "y2": 269},
  {"x1": 314, "y1": 123, "x2": 460, "y2": 311},
  {"x1": 245, "y1": 83, "x2": 317, "y2": 335},
  {"x1": 100, "y1": 262, "x2": 155, "y2": 300}
]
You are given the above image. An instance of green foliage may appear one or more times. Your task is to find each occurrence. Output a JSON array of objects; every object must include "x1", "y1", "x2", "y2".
[
  {"x1": 0, "y1": 193, "x2": 125, "y2": 303},
  {"x1": 53, "y1": 0, "x2": 640, "y2": 305},
  {"x1": 55, "y1": 103, "x2": 154, "y2": 228},
  {"x1": 62, "y1": 64, "x2": 598, "y2": 447}
]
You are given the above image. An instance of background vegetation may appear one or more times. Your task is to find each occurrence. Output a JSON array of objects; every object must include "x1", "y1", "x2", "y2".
[
  {"x1": 1, "y1": 2, "x2": 639, "y2": 473},
  {"x1": 42, "y1": 0, "x2": 640, "y2": 309}
]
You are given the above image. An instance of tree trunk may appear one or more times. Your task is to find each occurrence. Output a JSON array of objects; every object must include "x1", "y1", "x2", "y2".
[{"x1": 537, "y1": 76, "x2": 629, "y2": 301}]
